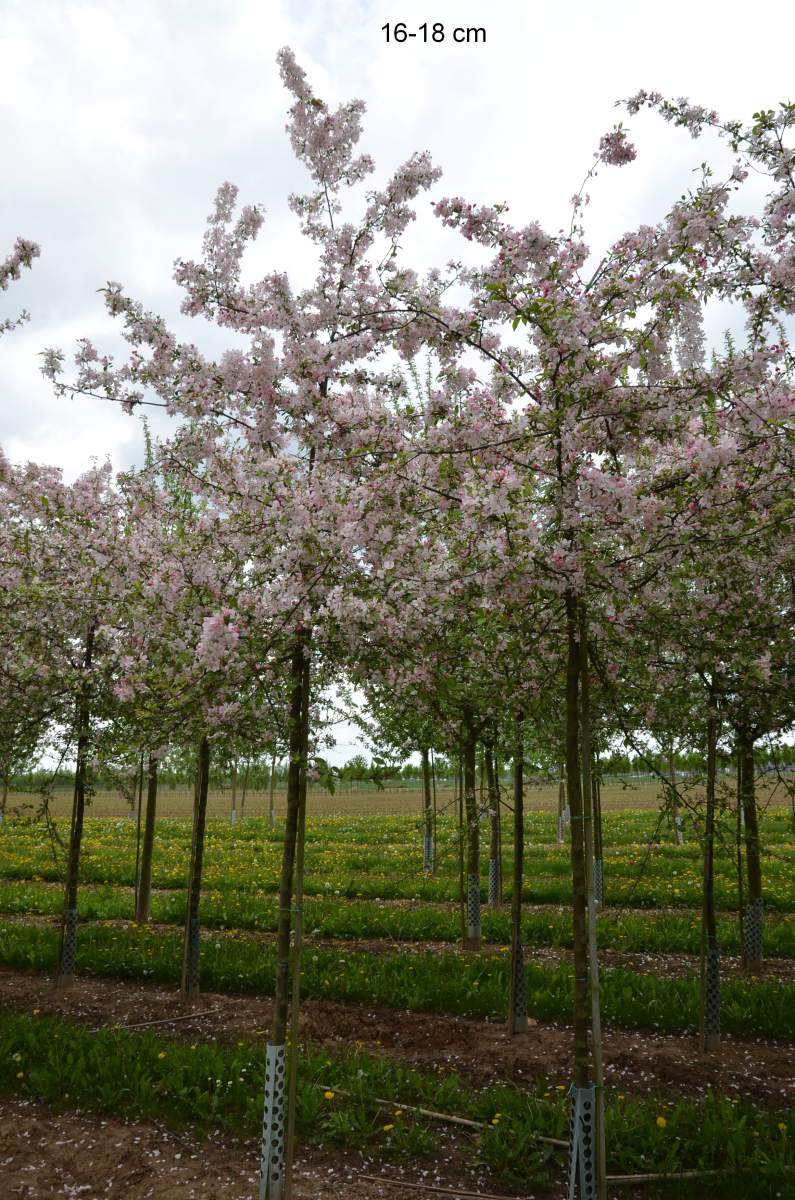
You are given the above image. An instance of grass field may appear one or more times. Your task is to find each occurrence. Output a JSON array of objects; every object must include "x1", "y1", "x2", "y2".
[
  {"x1": 6, "y1": 770, "x2": 794, "y2": 820},
  {"x1": 0, "y1": 793, "x2": 793, "y2": 1196}
]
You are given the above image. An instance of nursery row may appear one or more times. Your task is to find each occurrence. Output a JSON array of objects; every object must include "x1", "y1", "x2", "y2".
[{"x1": 1, "y1": 921, "x2": 793, "y2": 1039}]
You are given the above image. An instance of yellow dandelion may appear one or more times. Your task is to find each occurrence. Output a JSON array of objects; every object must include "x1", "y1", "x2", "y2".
[
  {"x1": 656, "y1": 1116, "x2": 667, "y2": 1129},
  {"x1": 382, "y1": 1123, "x2": 394, "y2": 1132},
  {"x1": 323, "y1": 1091, "x2": 335, "y2": 1101}
]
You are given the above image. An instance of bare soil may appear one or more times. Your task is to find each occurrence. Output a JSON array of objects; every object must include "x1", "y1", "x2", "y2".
[
  {"x1": 0, "y1": 1096, "x2": 536, "y2": 1200},
  {"x1": 0, "y1": 967, "x2": 792, "y2": 1109}
]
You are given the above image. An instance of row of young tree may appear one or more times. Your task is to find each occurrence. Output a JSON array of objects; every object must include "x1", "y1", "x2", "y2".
[{"x1": 2, "y1": 54, "x2": 794, "y2": 1200}]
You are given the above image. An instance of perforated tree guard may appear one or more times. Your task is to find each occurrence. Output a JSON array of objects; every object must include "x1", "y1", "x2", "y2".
[
  {"x1": 466, "y1": 872, "x2": 481, "y2": 943},
  {"x1": 512, "y1": 940, "x2": 528, "y2": 1032},
  {"x1": 567, "y1": 1083, "x2": 596, "y2": 1200},
  {"x1": 705, "y1": 946, "x2": 721, "y2": 1037},
  {"x1": 61, "y1": 907, "x2": 78, "y2": 979},
  {"x1": 259, "y1": 1042, "x2": 286, "y2": 1200},
  {"x1": 488, "y1": 857, "x2": 500, "y2": 904},
  {"x1": 592, "y1": 858, "x2": 603, "y2": 907},
  {"x1": 743, "y1": 899, "x2": 764, "y2": 964},
  {"x1": 423, "y1": 835, "x2": 434, "y2": 874}
]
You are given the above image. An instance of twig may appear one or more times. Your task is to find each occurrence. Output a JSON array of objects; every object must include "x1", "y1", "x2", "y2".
[
  {"x1": 357, "y1": 1176, "x2": 533, "y2": 1199},
  {"x1": 91, "y1": 1006, "x2": 222, "y2": 1033},
  {"x1": 317, "y1": 1084, "x2": 566, "y2": 1147},
  {"x1": 606, "y1": 1169, "x2": 720, "y2": 1184}
]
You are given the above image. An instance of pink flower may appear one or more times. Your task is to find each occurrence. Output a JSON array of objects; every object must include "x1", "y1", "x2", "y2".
[{"x1": 599, "y1": 128, "x2": 637, "y2": 166}]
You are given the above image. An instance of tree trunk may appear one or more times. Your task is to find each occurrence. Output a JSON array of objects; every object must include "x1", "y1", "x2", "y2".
[
  {"x1": 738, "y1": 729, "x2": 763, "y2": 972},
  {"x1": 508, "y1": 710, "x2": 528, "y2": 1034},
  {"x1": 421, "y1": 747, "x2": 434, "y2": 873},
  {"x1": 241, "y1": 759, "x2": 250, "y2": 819},
  {"x1": 230, "y1": 760, "x2": 238, "y2": 825},
  {"x1": 133, "y1": 752, "x2": 144, "y2": 915},
  {"x1": 700, "y1": 698, "x2": 720, "y2": 1052},
  {"x1": 284, "y1": 647, "x2": 311, "y2": 1199},
  {"x1": 669, "y1": 746, "x2": 685, "y2": 845},
  {"x1": 579, "y1": 605, "x2": 606, "y2": 1200},
  {"x1": 557, "y1": 759, "x2": 568, "y2": 845},
  {"x1": 462, "y1": 718, "x2": 481, "y2": 951},
  {"x1": 55, "y1": 624, "x2": 95, "y2": 989},
  {"x1": 430, "y1": 749, "x2": 438, "y2": 872},
  {"x1": 259, "y1": 636, "x2": 309, "y2": 1200},
  {"x1": 135, "y1": 754, "x2": 159, "y2": 925},
  {"x1": 181, "y1": 733, "x2": 210, "y2": 998},
  {"x1": 564, "y1": 592, "x2": 595, "y2": 1200},
  {"x1": 457, "y1": 755, "x2": 466, "y2": 944},
  {"x1": 592, "y1": 760, "x2": 604, "y2": 906},
  {"x1": 485, "y1": 744, "x2": 501, "y2": 904},
  {"x1": 268, "y1": 754, "x2": 277, "y2": 827}
]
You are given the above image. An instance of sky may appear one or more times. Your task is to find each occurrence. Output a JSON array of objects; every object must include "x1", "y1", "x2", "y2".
[{"x1": 2, "y1": 0, "x2": 794, "y2": 761}]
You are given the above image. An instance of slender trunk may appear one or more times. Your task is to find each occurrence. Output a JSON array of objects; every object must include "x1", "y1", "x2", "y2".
[
  {"x1": 508, "y1": 710, "x2": 528, "y2": 1034},
  {"x1": 133, "y1": 751, "x2": 144, "y2": 916},
  {"x1": 736, "y1": 757, "x2": 746, "y2": 971},
  {"x1": 240, "y1": 759, "x2": 249, "y2": 819},
  {"x1": 458, "y1": 755, "x2": 466, "y2": 944},
  {"x1": 579, "y1": 605, "x2": 606, "y2": 1200},
  {"x1": 557, "y1": 760, "x2": 567, "y2": 844},
  {"x1": 485, "y1": 745, "x2": 501, "y2": 903},
  {"x1": 462, "y1": 719, "x2": 481, "y2": 951},
  {"x1": 738, "y1": 729, "x2": 763, "y2": 972},
  {"x1": 563, "y1": 594, "x2": 596, "y2": 1200},
  {"x1": 421, "y1": 747, "x2": 433, "y2": 873},
  {"x1": 565, "y1": 595, "x2": 590, "y2": 1084},
  {"x1": 135, "y1": 754, "x2": 159, "y2": 925},
  {"x1": 669, "y1": 747, "x2": 684, "y2": 845},
  {"x1": 181, "y1": 733, "x2": 210, "y2": 998},
  {"x1": 430, "y1": 749, "x2": 438, "y2": 874},
  {"x1": 592, "y1": 759, "x2": 604, "y2": 906},
  {"x1": 700, "y1": 697, "x2": 720, "y2": 1051},
  {"x1": 564, "y1": 593, "x2": 594, "y2": 1200},
  {"x1": 56, "y1": 624, "x2": 95, "y2": 988},
  {"x1": 230, "y1": 761, "x2": 238, "y2": 825},
  {"x1": 260, "y1": 635, "x2": 309, "y2": 1200},
  {"x1": 284, "y1": 648, "x2": 311, "y2": 1199},
  {"x1": 268, "y1": 754, "x2": 277, "y2": 827}
]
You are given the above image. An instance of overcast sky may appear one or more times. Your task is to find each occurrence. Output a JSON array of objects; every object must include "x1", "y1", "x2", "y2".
[{"x1": 2, "y1": 0, "x2": 793, "y2": 760}]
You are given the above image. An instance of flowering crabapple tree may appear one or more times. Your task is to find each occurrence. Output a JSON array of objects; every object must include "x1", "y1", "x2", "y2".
[
  {"x1": 42, "y1": 47, "x2": 449, "y2": 1200},
  {"x1": 388, "y1": 91, "x2": 795, "y2": 1197}
]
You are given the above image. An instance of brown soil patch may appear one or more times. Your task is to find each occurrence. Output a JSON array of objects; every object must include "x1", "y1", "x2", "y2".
[
  {"x1": 0, "y1": 1097, "x2": 539, "y2": 1200},
  {"x1": 0, "y1": 967, "x2": 792, "y2": 1109}
]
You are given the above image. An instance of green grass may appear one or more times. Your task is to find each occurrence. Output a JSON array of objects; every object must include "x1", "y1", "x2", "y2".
[
  {"x1": 1, "y1": 1012, "x2": 791, "y2": 1193},
  {"x1": 1, "y1": 880, "x2": 793, "y2": 958},
  {"x1": 1, "y1": 920, "x2": 793, "y2": 1039},
  {"x1": 1, "y1": 810, "x2": 792, "y2": 911}
]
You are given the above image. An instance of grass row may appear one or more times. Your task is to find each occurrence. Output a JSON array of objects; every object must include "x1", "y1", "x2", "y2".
[
  {"x1": 1, "y1": 920, "x2": 793, "y2": 1039},
  {"x1": 1, "y1": 1012, "x2": 792, "y2": 1194},
  {"x1": 1, "y1": 812, "x2": 793, "y2": 911},
  {"x1": 2, "y1": 880, "x2": 793, "y2": 959}
]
